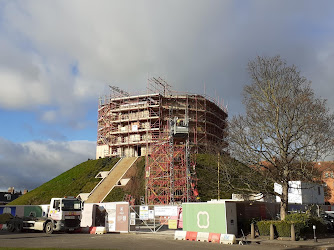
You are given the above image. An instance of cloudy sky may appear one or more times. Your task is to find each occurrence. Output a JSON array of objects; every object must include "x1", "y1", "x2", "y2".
[{"x1": 1, "y1": 0, "x2": 334, "y2": 191}]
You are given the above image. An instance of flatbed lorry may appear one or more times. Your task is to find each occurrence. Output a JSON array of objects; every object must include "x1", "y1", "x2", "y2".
[{"x1": 7, "y1": 197, "x2": 82, "y2": 234}]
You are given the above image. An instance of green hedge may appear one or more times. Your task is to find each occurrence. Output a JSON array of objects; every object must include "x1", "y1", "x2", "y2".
[
  {"x1": 257, "y1": 220, "x2": 272, "y2": 236},
  {"x1": 257, "y1": 220, "x2": 305, "y2": 237},
  {"x1": 257, "y1": 213, "x2": 327, "y2": 238}
]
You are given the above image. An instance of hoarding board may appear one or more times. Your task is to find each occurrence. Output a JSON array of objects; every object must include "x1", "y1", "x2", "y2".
[
  {"x1": 154, "y1": 206, "x2": 178, "y2": 216},
  {"x1": 148, "y1": 210, "x2": 155, "y2": 219},
  {"x1": 24, "y1": 206, "x2": 42, "y2": 217},
  {"x1": 0, "y1": 206, "x2": 16, "y2": 216},
  {"x1": 81, "y1": 203, "x2": 96, "y2": 227},
  {"x1": 139, "y1": 206, "x2": 149, "y2": 220},
  {"x1": 115, "y1": 203, "x2": 129, "y2": 232},
  {"x1": 168, "y1": 219, "x2": 178, "y2": 229},
  {"x1": 182, "y1": 202, "x2": 226, "y2": 234},
  {"x1": 104, "y1": 203, "x2": 116, "y2": 232},
  {"x1": 0, "y1": 205, "x2": 48, "y2": 218},
  {"x1": 130, "y1": 212, "x2": 136, "y2": 225},
  {"x1": 82, "y1": 202, "x2": 129, "y2": 233}
]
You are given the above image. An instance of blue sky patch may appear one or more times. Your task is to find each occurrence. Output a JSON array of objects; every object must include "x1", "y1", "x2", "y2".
[{"x1": 70, "y1": 61, "x2": 79, "y2": 76}]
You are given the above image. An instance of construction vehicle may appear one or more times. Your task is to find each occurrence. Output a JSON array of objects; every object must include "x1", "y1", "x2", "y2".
[{"x1": 7, "y1": 197, "x2": 82, "y2": 234}]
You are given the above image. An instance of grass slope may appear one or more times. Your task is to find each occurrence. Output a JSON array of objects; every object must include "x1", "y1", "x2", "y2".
[
  {"x1": 196, "y1": 153, "x2": 251, "y2": 201},
  {"x1": 10, "y1": 157, "x2": 119, "y2": 205}
]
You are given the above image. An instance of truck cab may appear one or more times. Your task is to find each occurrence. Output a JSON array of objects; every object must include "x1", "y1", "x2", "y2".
[
  {"x1": 7, "y1": 197, "x2": 83, "y2": 234},
  {"x1": 46, "y1": 197, "x2": 82, "y2": 233}
]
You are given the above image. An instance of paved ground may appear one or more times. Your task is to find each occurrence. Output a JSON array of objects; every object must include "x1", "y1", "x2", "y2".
[{"x1": 1, "y1": 231, "x2": 334, "y2": 250}]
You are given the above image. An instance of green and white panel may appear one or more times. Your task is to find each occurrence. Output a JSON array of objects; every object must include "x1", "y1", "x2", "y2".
[{"x1": 182, "y1": 202, "x2": 227, "y2": 234}]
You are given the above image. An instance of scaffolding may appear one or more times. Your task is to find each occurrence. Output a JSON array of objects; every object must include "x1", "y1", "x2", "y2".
[
  {"x1": 97, "y1": 92, "x2": 162, "y2": 158},
  {"x1": 96, "y1": 77, "x2": 228, "y2": 205},
  {"x1": 145, "y1": 118, "x2": 198, "y2": 205}
]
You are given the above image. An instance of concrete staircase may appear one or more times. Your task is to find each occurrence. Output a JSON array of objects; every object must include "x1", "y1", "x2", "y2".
[{"x1": 86, "y1": 157, "x2": 138, "y2": 203}]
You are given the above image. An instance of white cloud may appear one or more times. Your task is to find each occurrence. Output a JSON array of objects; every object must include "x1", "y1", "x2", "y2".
[
  {"x1": 40, "y1": 110, "x2": 57, "y2": 123},
  {"x1": 0, "y1": 69, "x2": 47, "y2": 109},
  {"x1": 0, "y1": 0, "x2": 333, "y2": 120},
  {"x1": 0, "y1": 137, "x2": 96, "y2": 191}
]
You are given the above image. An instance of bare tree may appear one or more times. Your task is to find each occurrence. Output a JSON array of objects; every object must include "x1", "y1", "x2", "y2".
[{"x1": 228, "y1": 56, "x2": 334, "y2": 220}]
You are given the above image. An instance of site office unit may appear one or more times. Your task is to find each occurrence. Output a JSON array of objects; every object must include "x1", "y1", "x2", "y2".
[{"x1": 182, "y1": 201, "x2": 238, "y2": 235}]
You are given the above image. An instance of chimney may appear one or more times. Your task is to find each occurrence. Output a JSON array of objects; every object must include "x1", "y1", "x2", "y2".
[
  {"x1": 7, "y1": 187, "x2": 14, "y2": 194},
  {"x1": 23, "y1": 189, "x2": 28, "y2": 195}
]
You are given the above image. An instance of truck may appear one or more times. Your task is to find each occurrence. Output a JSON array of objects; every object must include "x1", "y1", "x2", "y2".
[{"x1": 7, "y1": 197, "x2": 82, "y2": 234}]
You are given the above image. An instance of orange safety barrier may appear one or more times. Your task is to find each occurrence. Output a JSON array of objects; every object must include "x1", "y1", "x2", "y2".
[
  {"x1": 186, "y1": 231, "x2": 198, "y2": 241},
  {"x1": 89, "y1": 227, "x2": 97, "y2": 234},
  {"x1": 208, "y1": 232, "x2": 221, "y2": 243}
]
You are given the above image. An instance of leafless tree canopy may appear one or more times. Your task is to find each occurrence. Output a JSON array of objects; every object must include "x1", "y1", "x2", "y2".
[{"x1": 228, "y1": 56, "x2": 334, "y2": 219}]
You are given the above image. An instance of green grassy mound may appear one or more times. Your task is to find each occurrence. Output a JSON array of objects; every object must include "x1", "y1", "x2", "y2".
[
  {"x1": 9, "y1": 157, "x2": 119, "y2": 205},
  {"x1": 8, "y1": 153, "x2": 250, "y2": 206},
  {"x1": 196, "y1": 153, "x2": 255, "y2": 201}
]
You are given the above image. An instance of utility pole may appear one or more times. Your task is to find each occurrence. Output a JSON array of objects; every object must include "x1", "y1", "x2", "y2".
[
  {"x1": 185, "y1": 96, "x2": 190, "y2": 202},
  {"x1": 218, "y1": 152, "x2": 220, "y2": 200},
  {"x1": 169, "y1": 107, "x2": 175, "y2": 205}
]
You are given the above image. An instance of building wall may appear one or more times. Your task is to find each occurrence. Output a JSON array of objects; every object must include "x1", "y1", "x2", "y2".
[
  {"x1": 301, "y1": 182, "x2": 325, "y2": 205},
  {"x1": 274, "y1": 181, "x2": 324, "y2": 205},
  {"x1": 313, "y1": 162, "x2": 334, "y2": 204},
  {"x1": 96, "y1": 145, "x2": 109, "y2": 159}
]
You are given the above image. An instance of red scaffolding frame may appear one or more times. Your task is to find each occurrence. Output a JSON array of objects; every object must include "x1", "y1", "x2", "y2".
[{"x1": 145, "y1": 123, "x2": 198, "y2": 205}]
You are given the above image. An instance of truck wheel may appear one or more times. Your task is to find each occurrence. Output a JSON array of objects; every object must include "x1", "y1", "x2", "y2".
[
  {"x1": 7, "y1": 221, "x2": 15, "y2": 232},
  {"x1": 45, "y1": 221, "x2": 54, "y2": 234},
  {"x1": 15, "y1": 221, "x2": 23, "y2": 232}
]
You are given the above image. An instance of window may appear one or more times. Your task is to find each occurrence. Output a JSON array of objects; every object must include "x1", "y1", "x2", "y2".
[
  {"x1": 53, "y1": 200, "x2": 60, "y2": 210},
  {"x1": 61, "y1": 200, "x2": 81, "y2": 211},
  {"x1": 318, "y1": 187, "x2": 321, "y2": 195}
]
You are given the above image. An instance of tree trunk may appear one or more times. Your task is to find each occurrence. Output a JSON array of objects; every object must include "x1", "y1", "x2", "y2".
[{"x1": 280, "y1": 182, "x2": 288, "y2": 220}]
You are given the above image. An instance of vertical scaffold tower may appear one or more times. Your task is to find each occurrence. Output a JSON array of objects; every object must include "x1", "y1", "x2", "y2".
[
  {"x1": 145, "y1": 116, "x2": 198, "y2": 205},
  {"x1": 145, "y1": 78, "x2": 199, "y2": 205}
]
